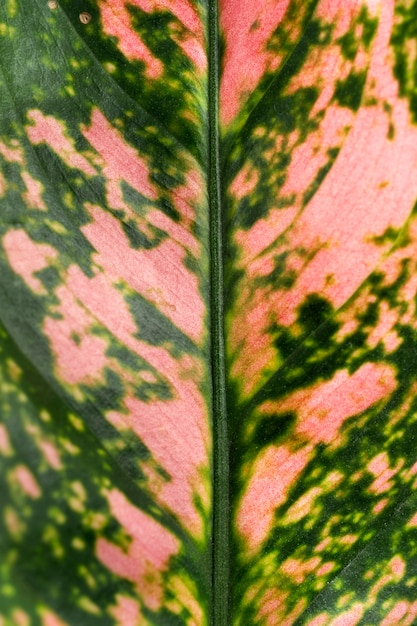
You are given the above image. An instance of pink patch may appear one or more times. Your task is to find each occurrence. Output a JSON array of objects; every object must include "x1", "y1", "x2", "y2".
[
  {"x1": 43, "y1": 285, "x2": 109, "y2": 386},
  {"x1": 109, "y1": 596, "x2": 143, "y2": 626},
  {"x1": 0, "y1": 424, "x2": 12, "y2": 456},
  {"x1": 109, "y1": 387, "x2": 209, "y2": 534},
  {"x1": 81, "y1": 204, "x2": 204, "y2": 343},
  {"x1": 407, "y1": 512, "x2": 417, "y2": 528},
  {"x1": 148, "y1": 209, "x2": 199, "y2": 257},
  {"x1": 316, "y1": 562, "x2": 335, "y2": 577},
  {"x1": 26, "y1": 111, "x2": 96, "y2": 176},
  {"x1": 230, "y1": 162, "x2": 260, "y2": 201},
  {"x1": 236, "y1": 444, "x2": 313, "y2": 552},
  {"x1": 13, "y1": 465, "x2": 41, "y2": 499},
  {"x1": 367, "y1": 452, "x2": 403, "y2": 495},
  {"x1": 0, "y1": 171, "x2": 6, "y2": 197},
  {"x1": 390, "y1": 555, "x2": 406, "y2": 578},
  {"x1": 381, "y1": 602, "x2": 409, "y2": 626},
  {"x1": 331, "y1": 605, "x2": 365, "y2": 626},
  {"x1": 0, "y1": 141, "x2": 24, "y2": 164},
  {"x1": 21, "y1": 172, "x2": 47, "y2": 211},
  {"x1": 220, "y1": 0, "x2": 291, "y2": 125},
  {"x1": 3, "y1": 230, "x2": 58, "y2": 294},
  {"x1": 96, "y1": 489, "x2": 178, "y2": 611},
  {"x1": 35, "y1": 212, "x2": 209, "y2": 532},
  {"x1": 228, "y1": 0, "x2": 417, "y2": 403},
  {"x1": 373, "y1": 498, "x2": 388, "y2": 514},
  {"x1": 370, "y1": 556, "x2": 406, "y2": 600},
  {"x1": 257, "y1": 589, "x2": 289, "y2": 618},
  {"x1": 99, "y1": 0, "x2": 205, "y2": 75},
  {"x1": 281, "y1": 556, "x2": 321, "y2": 585},
  {"x1": 81, "y1": 109, "x2": 157, "y2": 206},
  {"x1": 39, "y1": 441, "x2": 62, "y2": 470},
  {"x1": 260, "y1": 363, "x2": 397, "y2": 446},
  {"x1": 42, "y1": 612, "x2": 69, "y2": 626}
]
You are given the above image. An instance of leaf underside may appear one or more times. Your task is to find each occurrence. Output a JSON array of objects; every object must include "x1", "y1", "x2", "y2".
[{"x1": 1, "y1": 1, "x2": 417, "y2": 625}]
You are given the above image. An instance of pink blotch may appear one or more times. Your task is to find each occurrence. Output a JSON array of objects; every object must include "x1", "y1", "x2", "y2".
[
  {"x1": 81, "y1": 204, "x2": 204, "y2": 343},
  {"x1": 99, "y1": 0, "x2": 163, "y2": 78},
  {"x1": 339, "y1": 534, "x2": 358, "y2": 546},
  {"x1": 257, "y1": 589, "x2": 289, "y2": 618},
  {"x1": 280, "y1": 106, "x2": 355, "y2": 201},
  {"x1": 39, "y1": 441, "x2": 62, "y2": 470},
  {"x1": 109, "y1": 595, "x2": 144, "y2": 626},
  {"x1": 228, "y1": 286, "x2": 277, "y2": 396},
  {"x1": 316, "y1": 537, "x2": 332, "y2": 552},
  {"x1": 390, "y1": 555, "x2": 406, "y2": 579},
  {"x1": 285, "y1": 486, "x2": 322, "y2": 523},
  {"x1": 256, "y1": 589, "x2": 306, "y2": 626},
  {"x1": 316, "y1": 562, "x2": 335, "y2": 577},
  {"x1": 281, "y1": 556, "x2": 321, "y2": 585},
  {"x1": 220, "y1": 0, "x2": 291, "y2": 125},
  {"x1": 230, "y1": 162, "x2": 260, "y2": 201},
  {"x1": 13, "y1": 465, "x2": 41, "y2": 499},
  {"x1": 171, "y1": 169, "x2": 204, "y2": 227},
  {"x1": 148, "y1": 209, "x2": 199, "y2": 257},
  {"x1": 330, "y1": 605, "x2": 364, "y2": 626},
  {"x1": 367, "y1": 452, "x2": 403, "y2": 495},
  {"x1": 0, "y1": 141, "x2": 24, "y2": 164},
  {"x1": 406, "y1": 512, "x2": 417, "y2": 528},
  {"x1": 96, "y1": 489, "x2": 179, "y2": 611},
  {"x1": 373, "y1": 498, "x2": 388, "y2": 514},
  {"x1": 266, "y1": 0, "x2": 417, "y2": 328},
  {"x1": 109, "y1": 389, "x2": 209, "y2": 535},
  {"x1": 0, "y1": 171, "x2": 6, "y2": 197},
  {"x1": 42, "y1": 612, "x2": 69, "y2": 626},
  {"x1": 260, "y1": 363, "x2": 397, "y2": 446},
  {"x1": 99, "y1": 0, "x2": 205, "y2": 75},
  {"x1": 3, "y1": 230, "x2": 58, "y2": 294},
  {"x1": 229, "y1": 0, "x2": 417, "y2": 401},
  {"x1": 236, "y1": 444, "x2": 313, "y2": 552},
  {"x1": 26, "y1": 110, "x2": 96, "y2": 176},
  {"x1": 81, "y1": 109, "x2": 157, "y2": 207},
  {"x1": 43, "y1": 285, "x2": 109, "y2": 386},
  {"x1": 315, "y1": 0, "x2": 374, "y2": 38},
  {"x1": 370, "y1": 556, "x2": 406, "y2": 599},
  {"x1": 0, "y1": 424, "x2": 12, "y2": 456},
  {"x1": 59, "y1": 245, "x2": 208, "y2": 533},
  {"x1": 235, "y1": 206, "x2": 298, "y2": 264},
  {"x1": 367, "y1": 301, "x2": 399, "y2": 350},
  {"x1": 12, "y1": 611, "x2": 29, "y2": 626},
  {"x1": 172, "y1": 32, "x2": 206, "y2": 73},
  {"x1": 21, "y1": 172, "x2": 47, "y2": 211},
  {"x1": 381, "y1": 601, "x2": 409, "y2": 626}
]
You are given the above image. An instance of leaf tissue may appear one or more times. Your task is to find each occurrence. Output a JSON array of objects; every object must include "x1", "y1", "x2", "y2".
[{"x1": 1, "y1": 1, "x2": 417, "y2": 624}]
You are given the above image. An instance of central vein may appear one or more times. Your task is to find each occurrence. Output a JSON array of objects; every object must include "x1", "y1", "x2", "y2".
[{"x1": 208, "y1": 1, "x2": 229, "y2": 625}]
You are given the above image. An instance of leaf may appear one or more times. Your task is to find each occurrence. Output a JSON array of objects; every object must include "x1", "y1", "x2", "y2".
[{"x1": 1, "y1": 1, "x2": 417, "y2": 624}]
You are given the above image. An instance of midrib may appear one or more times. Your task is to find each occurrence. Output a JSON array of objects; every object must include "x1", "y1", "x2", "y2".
[{"x1": 208, "y1": 1, "x2": 230, "y2": 625}]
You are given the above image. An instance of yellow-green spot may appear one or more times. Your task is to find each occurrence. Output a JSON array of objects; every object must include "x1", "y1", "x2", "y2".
[
  {"x1": 72, "y1": 537, "x2": 85, "y2": 550},
  {"x1": 6, "y1": 0, "x2": 16, "y2": 17},
  {"x1": 4, "y1": 506, "x2": 26, "y2": 540},
  {"x1": 64, "y1": 85, "x2": 76, "y2": 97},
  {"x1": 49, "y1": 507, "x2": 66, "y2": 525},
  {"x1": 43, "y1": 525, "x2": 64, "y2": 559},
  {"x1": 78, "y1": 597, "x2": 100, "y2": 615}
]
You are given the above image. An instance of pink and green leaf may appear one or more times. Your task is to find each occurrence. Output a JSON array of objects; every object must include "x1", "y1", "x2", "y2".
[{"x1": 1, "y1": 0, "x2": 417, "y2": 624}]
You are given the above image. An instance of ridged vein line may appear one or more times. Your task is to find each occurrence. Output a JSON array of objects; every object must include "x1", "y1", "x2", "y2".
[{"x1": 208, "y1": 1, "x2": 229, "y2": 625}]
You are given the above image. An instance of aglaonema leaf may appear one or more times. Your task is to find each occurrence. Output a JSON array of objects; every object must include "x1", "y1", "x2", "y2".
[{"x1": 1, "y1": 1, "x2": 417, "y2": 624}]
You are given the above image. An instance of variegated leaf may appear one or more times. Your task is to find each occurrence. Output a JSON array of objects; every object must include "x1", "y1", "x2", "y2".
[{"x1": 1, "y1": 1, "x2": 417, "y2": 625}]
